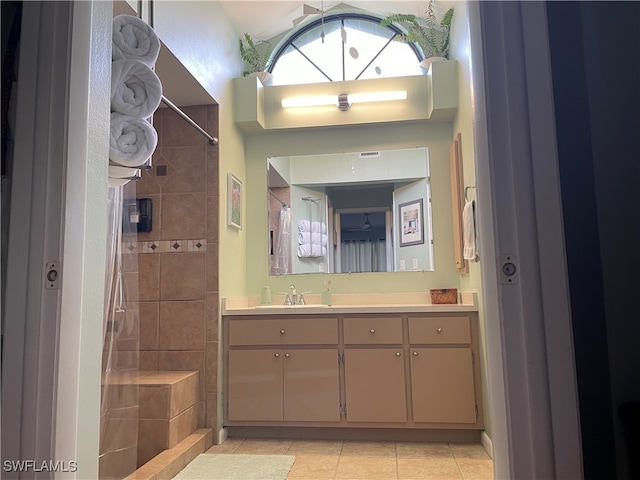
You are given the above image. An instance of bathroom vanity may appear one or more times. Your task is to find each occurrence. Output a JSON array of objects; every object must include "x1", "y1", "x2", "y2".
[{"x1": 222, "y1": 294, "x2": 484, "y2": 440}]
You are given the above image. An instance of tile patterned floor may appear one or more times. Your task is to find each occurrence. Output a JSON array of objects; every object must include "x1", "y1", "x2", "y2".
[{"x1": 204, "y1": 438, "x2": 494, "y2": 479}]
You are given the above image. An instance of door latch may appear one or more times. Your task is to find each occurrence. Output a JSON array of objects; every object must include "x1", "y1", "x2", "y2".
[
  {"x1": 45, "y1": 261, "x2": 61, "y2": 289},
  {"x1": 499, "y1": 254, "x2": 519, "y2": 285}
]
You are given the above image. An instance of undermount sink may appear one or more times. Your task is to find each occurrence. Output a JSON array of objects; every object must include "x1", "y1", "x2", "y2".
[{"x1": 255, "y1": 304, "x2": 330, "y2": 309}]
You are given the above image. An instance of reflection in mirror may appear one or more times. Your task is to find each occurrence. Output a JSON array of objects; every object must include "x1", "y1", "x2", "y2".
[{"x1": 267, "y1": 148, "x2": 434, "y2": 275}]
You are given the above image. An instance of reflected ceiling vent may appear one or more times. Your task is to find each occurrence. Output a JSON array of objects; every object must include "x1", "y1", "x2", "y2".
[{"x1": 359, "y1": 151, "x2": 381, "y2": 158}]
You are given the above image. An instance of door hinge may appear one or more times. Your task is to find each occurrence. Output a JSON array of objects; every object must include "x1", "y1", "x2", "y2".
[
  {"x1": 340, "y1": 404, "x2": 347, "y2": 415},
  {"x1": 338, "y1": 353, "x2": 345, "y2": 364},
  {"x1": 475, "y1": 405, "x2": 478, "y2": 418},
  {"x1": 471, "y1": 351, "x2": 475, "y2": 364}
]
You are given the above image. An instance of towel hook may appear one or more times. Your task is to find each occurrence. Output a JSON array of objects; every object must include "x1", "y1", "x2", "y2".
[{"x1": 464, "y1": 185, "x2": 476, "y2": 202}]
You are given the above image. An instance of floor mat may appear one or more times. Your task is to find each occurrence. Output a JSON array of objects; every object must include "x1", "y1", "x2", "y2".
[{"x1": 173, "y1": 454, "x2": 295, "y2": 480}]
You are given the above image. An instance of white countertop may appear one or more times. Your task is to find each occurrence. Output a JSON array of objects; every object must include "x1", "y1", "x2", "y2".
[{"x1": 222, "y1": 292, "x2": 478, "y2": 315}]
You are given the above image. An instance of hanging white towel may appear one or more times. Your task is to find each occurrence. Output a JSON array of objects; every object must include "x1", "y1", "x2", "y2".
[
  {"x1": 112, "y1": 15, "x2": 161, "y2": 67},
  {"x1": 298, "y1": 232, "x2": 328, "y2": 246},
  {"x1": 297, "y1": 244, "x2": 327, "y2": 258},
  {"x1": 111, "y1": 59, "x2": 162, "y2": 118},
  {"x1": 298, "y1": 220, "x2": 327, "y2": 233},
  {"x1": 462, "y1": 200, "x2": 477, "y2": 261},
  {"x1": 109, "y1": 113, "x2": 158, "y2": 167}
]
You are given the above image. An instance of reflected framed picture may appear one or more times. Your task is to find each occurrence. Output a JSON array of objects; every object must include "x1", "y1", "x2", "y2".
[
  {"x1": 227, "y1": 173, "x2": 242, "y2": 230},
  {"x1": 399, "y1": 198, "x2": 424, "y2": 247}
]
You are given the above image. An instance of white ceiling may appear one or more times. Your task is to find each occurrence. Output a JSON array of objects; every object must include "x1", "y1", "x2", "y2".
[{"x1": 220, "y1": 1, "x2": 454, "y2": 42}]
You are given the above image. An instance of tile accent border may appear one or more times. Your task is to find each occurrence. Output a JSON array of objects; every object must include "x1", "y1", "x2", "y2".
[{"x1": 127, "y1": 239, "x2": 207, "y2": 254}]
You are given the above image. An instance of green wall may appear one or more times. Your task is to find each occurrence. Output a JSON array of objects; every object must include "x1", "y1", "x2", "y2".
[{"x1": 244, "y1": 122, "x2": 460, "y2": 296}]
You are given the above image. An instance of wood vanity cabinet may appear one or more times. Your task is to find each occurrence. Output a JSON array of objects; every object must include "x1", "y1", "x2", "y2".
[
  {"x1": 343, "y1": 317, "x2": 407, "y2": 422},
  {"x1": 408, "y1": 316, "x2": 478, "y2": 424},
  {"x1": 224, "y1": 311, "x2": 483, "y2": 433},
  {"x1": 226, "y1": 318, "x2": 340, "y2": 423}
]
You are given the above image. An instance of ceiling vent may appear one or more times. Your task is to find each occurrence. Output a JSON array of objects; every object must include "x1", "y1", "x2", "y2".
[{"x1": 359, "y1": 151, "x2": 380, "y2": 158}]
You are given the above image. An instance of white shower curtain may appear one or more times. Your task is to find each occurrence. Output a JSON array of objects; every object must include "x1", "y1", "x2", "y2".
[
  {"x1": 341, "y1": 238, "x2": 386, "y2": 273},
  {"x1": 100, "y1": 185, "x2": 140, "y2": 479},
  {"x1": 273, "y1": 206, "x2": 291, "y2": 275}
]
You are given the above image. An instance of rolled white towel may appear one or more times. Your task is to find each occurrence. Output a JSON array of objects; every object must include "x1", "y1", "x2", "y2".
[
  {"x1": 298, "y1": 220, "x2": 327, "y2": 233},
  {"x1": 109, "y1": 113, "x2": 158, "y2": 167},
  {"x1": 298, "y1": 232, "x2": 328, "y2": 246},
  {"x1": 111, "y1": 59, "x2": 162, "y2": 118},
  {"x1": 112, "y1": 15, "x2": 161, "y2": 67},
  {"x1": 297, "y1": 244, "x2": 327, "y2": 258}
]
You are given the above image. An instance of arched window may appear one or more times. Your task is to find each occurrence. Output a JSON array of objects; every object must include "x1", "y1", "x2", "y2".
[{"x1": 268, "y1": 14, "x2": 423, "y2": 86}]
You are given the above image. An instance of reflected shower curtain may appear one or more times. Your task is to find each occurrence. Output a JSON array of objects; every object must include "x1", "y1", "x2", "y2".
[
  {"x1": 273, "y1": 206, "x2": 291, "y2": 275},
  {"x1": 99, "y1": 185, "x2": 140, "y2": 478},
  {"x1": 341, "y1": 238, "x2": 386, "y2": 273}
]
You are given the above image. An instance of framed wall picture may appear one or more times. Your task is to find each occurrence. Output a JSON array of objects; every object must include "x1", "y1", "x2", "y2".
[
  {"x1": 399, "y1": 198, "x2": 424, "y2": 247},
  {"x1": 227, "y1": 173, "x2": 242, "y2": 229}
]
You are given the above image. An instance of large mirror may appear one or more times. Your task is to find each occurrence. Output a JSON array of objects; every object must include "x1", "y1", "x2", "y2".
[{"x1": 267, "y1": 148, "x2": 434, "y2": 275}]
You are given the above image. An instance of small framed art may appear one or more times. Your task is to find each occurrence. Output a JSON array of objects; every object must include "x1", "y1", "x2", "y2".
[{"x1": 227, "y1": 173, "x2": 242, "y2": 229}]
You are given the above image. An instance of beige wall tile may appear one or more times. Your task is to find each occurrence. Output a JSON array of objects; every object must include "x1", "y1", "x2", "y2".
[
  {"x1": 206, "y1": 150, "x2": 219, "y2": 197},
  {"x1": 136, "y1": 166, "x2": 162, "y2": 196},
  {"x1": 206, "y1": 104, "x2": 219, "y2": 136},
  {"x1": 99, "y1": 445, "x2": 138, "y2": 479},
  {"x1": 157, "y1": 351, "x2": 205, "y2": 401},
  {"x1": 160, "y1": 253, "x2": 205, "y2": 301},
  {"x1": 158, "y1": 301, "x2": 205, "y2": 350},
  {"x1": 204, "y1": 342, "x2": 218, "y2": 393},
  {"x1": 139, "y1": 385, "x2": 170, "y2": 419},
  {"x1": 139, "y1": 302, "x2": 159, "y2": 351},
  {"x1": 168, "y1": 403, "x2": 200, "y2": 448},
  {"x1": 161, "y1": 106, "x2": 209, "y2": 148},
  {"x1": 169, "y1": 371, "x2": 199, "y2": 418},
  {"x1": 137, "y1": 419, "x2": 169, "y2": 467},
  {"x1": 205, "y1": 248, "x2": 218, "y2": 292},
  {"x1": 205, "y1": 392, "x2": 218, "y2": 430},
  {"x1": 206, "y1": 196, "x2": 219, "y2": 243},
  {"x1": 137, "y1": 254, "x2": 160, "y2": 301},
  {"x1": 205, "y1": 291, "x2": 219, "y2": 342},
  {"x1": 139, "y1": 351, "x2": 158, "y2": 371},
  {"x1": 161, "y1": 147, "x2": 207, "y2": 194},
  {"x1": 160, "y1": 193, "x2": 206, "y2": 240}
]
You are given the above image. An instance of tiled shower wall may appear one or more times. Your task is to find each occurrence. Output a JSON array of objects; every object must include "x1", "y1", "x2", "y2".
[{"x1": 132, "y1": 104, "x2": 220, "y2": 430}]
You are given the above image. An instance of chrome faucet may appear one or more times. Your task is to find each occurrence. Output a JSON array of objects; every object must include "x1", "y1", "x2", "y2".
[{"x1": 289, "y1": 284, "x2": 297, "y2": 305}]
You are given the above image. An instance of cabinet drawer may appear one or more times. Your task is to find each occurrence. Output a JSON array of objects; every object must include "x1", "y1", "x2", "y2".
[
  {"x1": 228, "y1": 318, "x2": 338, "y2": 346},
  {"x1": 344, "y1": 317, "x2": 403, "y2": 344},
  {"x1": 408, "y1": 316, "x2": 470, "y2": 344}
]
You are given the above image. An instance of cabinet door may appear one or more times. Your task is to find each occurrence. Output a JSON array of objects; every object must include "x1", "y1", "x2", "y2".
[
  {"x1": 228, "y1": 350, "x2": 283, "y2": 421},
  {"x1": 410, "y1": 347, "x2": 476, "y2": 423},
  {"x1": 344, "y1": 349, "x2": 407, "y2": 423},
  {"x1": 283, "y1": 349, "x2": 340, "y2": 422}
]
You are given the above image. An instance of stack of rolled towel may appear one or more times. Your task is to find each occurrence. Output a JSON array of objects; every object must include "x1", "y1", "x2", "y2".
[
  {"x1": 109, "y1": 15, "x2": 162, "y2": 186},
  {"x1": 297, "y1": 220, "x2": 328, "y2": 258}
]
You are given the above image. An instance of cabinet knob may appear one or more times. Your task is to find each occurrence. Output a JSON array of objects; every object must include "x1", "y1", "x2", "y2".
[
  {"x1": 412, "y1": 351, "x2": 419, "y2": 356},
  {"x1": 370, "y1": 329, "x2": 375, "y2": 334},
  {"x1": 274, "y1": 353, "x2": 280, "y2": 358},
  {"x1": 395, "y1": 352, "x2": 402, "y2": 357},
  {"x1": 437, "y1": 327, "x2": 443, "y2": 333},
  {"x1": 280, "y1": 329, "x2": 286, "y2": 334},
  {"x1": 284, "y1": 353, "x2": 290, "y2": 358}
]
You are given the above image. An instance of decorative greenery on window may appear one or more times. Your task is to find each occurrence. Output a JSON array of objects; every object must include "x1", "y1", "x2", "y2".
[{"x1": 268, "y1": 14, "x2": 423, "y2": 86}]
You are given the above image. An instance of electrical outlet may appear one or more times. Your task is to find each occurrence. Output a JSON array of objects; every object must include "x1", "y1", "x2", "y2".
[
  {"x1": 412, "y1": 258, "x2": 418, "y2": 270},
  {"x1": 399, "y1": 259, "x2": 405, "y2": 271}
]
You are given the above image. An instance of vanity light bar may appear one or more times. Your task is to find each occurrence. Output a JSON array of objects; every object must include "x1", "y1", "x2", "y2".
[{"x1": 281, "y1": 90, "x2": 407, "y2": 109}]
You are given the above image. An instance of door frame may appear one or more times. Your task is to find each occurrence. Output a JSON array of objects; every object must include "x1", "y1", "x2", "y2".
[{"x1": 470, "y1": 1, "x2": 582, "y2": 478}]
